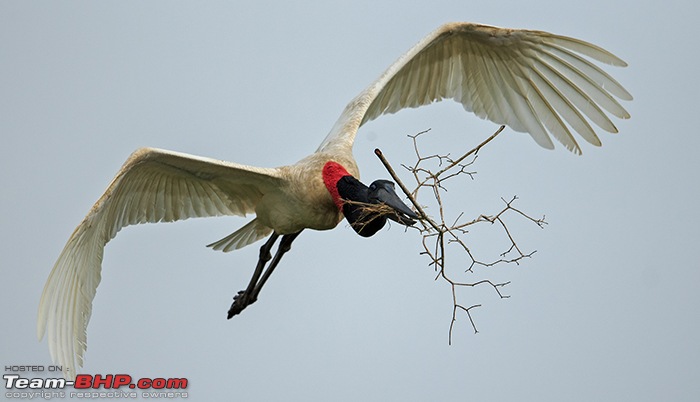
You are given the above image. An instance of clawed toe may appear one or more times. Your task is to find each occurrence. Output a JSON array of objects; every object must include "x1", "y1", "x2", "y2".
[{"x1": 227, "y1": 290, "x2": 256, "y2": 319}]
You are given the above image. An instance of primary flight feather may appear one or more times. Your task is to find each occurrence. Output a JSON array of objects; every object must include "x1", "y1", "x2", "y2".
[{"x1": 38, "y1": 22, "x2": 631, "y2": 379}]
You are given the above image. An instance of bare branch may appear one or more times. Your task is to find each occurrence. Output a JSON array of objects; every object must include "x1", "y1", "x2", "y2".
[
  {"x1": 375, "y1": 126, "x2": 546, "y2": 343},
  {"x1": 434, "y1": 125, "x2": 505, "y2": 178}
]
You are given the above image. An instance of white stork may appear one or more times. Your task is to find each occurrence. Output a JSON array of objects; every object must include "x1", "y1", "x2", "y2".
[{"x1": 37, "y1": 22, "x2": 632, "y2": 379}]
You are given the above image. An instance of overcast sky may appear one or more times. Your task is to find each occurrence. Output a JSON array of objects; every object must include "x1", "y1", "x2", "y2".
[{"x1": 2, "y1": 1, "x2": 698, "y2": 401}]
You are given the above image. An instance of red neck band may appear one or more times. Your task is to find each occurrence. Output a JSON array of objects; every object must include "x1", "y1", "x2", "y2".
[{"x1": 322, "y1": 161, "x2": 350, "y2": 211}]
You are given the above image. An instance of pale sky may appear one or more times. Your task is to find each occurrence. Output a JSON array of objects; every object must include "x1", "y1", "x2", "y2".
[{"x1": 2, "y1": 1, "x2": 698, "y2": 401}]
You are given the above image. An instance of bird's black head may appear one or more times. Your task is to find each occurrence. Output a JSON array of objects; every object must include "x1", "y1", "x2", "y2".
[{"x1": 336, "y1": 176, "x2": 419, "y2": 237}]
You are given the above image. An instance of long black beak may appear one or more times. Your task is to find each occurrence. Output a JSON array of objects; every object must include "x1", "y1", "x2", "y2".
[{"x1": 368, "y1": 180, "x2": 419, "y2": 226}]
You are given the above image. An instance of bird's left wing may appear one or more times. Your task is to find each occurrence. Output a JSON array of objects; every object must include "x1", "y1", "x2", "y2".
[
  {"x1": 317, "y1": 22, "x2": 632, "y2": 154},
  {"x1": 37, "y1": 147, "x2": 283, "y2": 379}
]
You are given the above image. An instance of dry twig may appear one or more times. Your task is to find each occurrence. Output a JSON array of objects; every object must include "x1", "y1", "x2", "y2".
[{"x1": 375, "y1": 126, "x2": 547, "y2": 343}]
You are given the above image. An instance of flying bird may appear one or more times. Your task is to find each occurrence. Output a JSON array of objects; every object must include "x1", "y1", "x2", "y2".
[{"x1": 37, "y1": 22, "x2": 631, "y2": 379}]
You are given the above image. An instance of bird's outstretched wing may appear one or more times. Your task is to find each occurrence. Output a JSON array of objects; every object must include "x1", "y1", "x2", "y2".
[
  {"x1": 318, "y1": 22, "x2": 632, "y2": 154},
  {"x1": 37, "y1": 147, "x2": 283, "y2": 379}
]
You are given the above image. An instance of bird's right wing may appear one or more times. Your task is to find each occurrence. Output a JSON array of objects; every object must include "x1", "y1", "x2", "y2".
[
  {"x1": 37, "y1": 147, "x2": 283, "y2": 379},
  {"x1": 317, "y1": 22, "x2": 632, "y2": 154}
]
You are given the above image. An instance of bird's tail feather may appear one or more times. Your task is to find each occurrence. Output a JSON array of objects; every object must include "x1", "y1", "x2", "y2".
[{"x1": 206, "y1": 218, "x2": 273, "y2": 252}]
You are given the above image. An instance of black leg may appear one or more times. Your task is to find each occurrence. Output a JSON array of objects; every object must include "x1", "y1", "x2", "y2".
[
  {"x1": 228, "y1": 233, "x2": 279, "y2": 319},
  {"x1": 249, "y1": 230, "x2": 302, "y2": 303}
]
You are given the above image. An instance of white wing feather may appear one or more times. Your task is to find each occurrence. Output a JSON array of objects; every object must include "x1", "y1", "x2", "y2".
[
  {"x1": 37, "y1": 147, "x2": 282, "y2": 379},
  {"x1": 317, "y1": 22, "x2": 631, "y2": 154}
]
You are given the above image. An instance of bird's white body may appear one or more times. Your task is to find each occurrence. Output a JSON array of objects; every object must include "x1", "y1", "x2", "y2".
[
  {"x1": 37, "y1": 22, "x2": 631, "y2": 379},
  {"x1": 258, "y1": 151, "x2": 359, "y2": 234}
]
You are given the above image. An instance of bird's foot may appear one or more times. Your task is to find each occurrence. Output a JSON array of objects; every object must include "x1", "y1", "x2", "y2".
[{"x1": 227, "y1": 290, "x2": 257, "y2": 319}]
